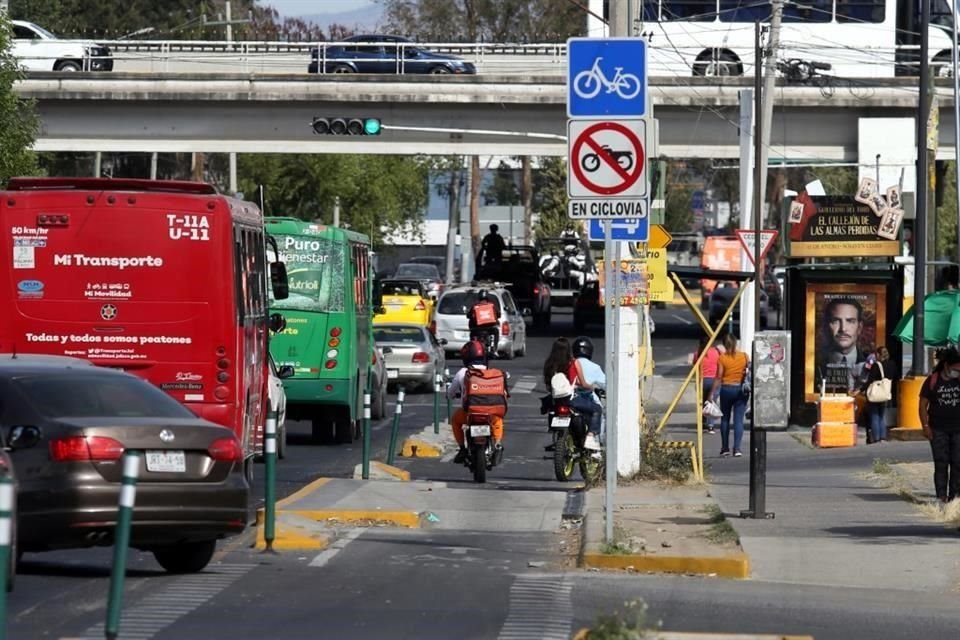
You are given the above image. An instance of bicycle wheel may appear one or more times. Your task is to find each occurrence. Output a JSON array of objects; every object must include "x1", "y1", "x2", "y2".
[
  {"x1": 615, "y1": 74, "x2": 642, "y2": 100},
  {"x1": 573, "y1": 70, "x2": 602, "y2": 99},
  {"x1": 581, "y1": 153, "x2": 600, "y2": 172}
]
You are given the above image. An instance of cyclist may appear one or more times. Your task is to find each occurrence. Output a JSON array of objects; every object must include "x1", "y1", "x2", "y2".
[
  {"x1": 570, "y1": 336, "x2": 605, "y2": 450},
  {"x1": 448, "y1": 339, "x2": 504, "y2": 464},
  {"x1": 466, "y1": 289, "x2": 499, "y2": 358}
]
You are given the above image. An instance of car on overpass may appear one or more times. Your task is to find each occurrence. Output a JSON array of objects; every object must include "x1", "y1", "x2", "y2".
[
  {"x1": 308, "y1": 34, "x2": 477, "y2": 75},
  {"x1": 11, "y1": 20, "x2": 113, "y2": 72}
]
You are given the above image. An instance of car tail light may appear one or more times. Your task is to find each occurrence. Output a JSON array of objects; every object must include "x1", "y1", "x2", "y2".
[
  {"x1": 501, "y1": 322, "x2": 510, "y2": 335},
  {"x1": 372, "y1": 352, "x2": 377, "y2": 365},
  {"x1": 414, "y1": 300, "x2": 426, "y2": 311},
  {"x1": 330, "y1": 327, "x2": 342, "y2": 338},
  {"x1": 328, "y1": 337, "x2": 341, "y2": 347},
  {"x1": 325, "y1": 384, "x2": 334, "y2": 391},
  {"x1": 208, "y1": 437, "x2": 243, "y2": 462},
  {"x1": 50, "y1": 436, "x2": 124, "y2": 462},
  {"x1": 38, "y1": 213, "x2": 70, "y2": 227},
  {"x1": 411, "y1": 352, "x2": 430, "y2": 364},
  {"x1": 557, "y1": 404, "x2": 571, "y2": 416},
  {"x1": 214, "y1": 385, "x2": 229, "y2": 400},
  {"x1": 325, "y1": 359, "x2": 337, "y2": 369},
  {"x1": 533, "y1": 286, "x2": 540, "y2": 294}
]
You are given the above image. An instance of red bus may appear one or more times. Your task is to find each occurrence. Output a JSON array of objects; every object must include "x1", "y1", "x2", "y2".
[{"x1": 0, "y1": 178, "x2": 287, "y2": 472}]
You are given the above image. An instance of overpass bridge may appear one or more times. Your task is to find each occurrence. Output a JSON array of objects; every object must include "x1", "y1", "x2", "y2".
[{"x1": 17, "y1": 72, "x2": 956, "y2": 160}]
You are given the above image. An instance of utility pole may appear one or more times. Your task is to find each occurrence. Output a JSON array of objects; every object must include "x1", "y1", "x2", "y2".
[
  {"x1": 952, "y1": 0, "x2": 960, "y2": 263},
  {"x1": 333, "y1": 196, "x2": 341, "y2": 227},
  {"x1": 912, "y1": 0, "x2": 930, "y2": 375},
  {"x1": 445, "y1": 159, "x2": 461, "y2": 284},
  {"x1": 757, "y1": 0, "x2": 783, "y2": 232}
]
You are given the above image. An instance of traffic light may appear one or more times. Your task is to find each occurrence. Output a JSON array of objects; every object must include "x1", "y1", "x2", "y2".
[{"x1": 311, "y1": 117, "x2": 382, "y2": 136}]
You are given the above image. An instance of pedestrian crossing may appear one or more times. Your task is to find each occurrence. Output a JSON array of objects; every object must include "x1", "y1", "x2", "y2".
[
  {"x1": 510, "y1": 375, "x2": 539, "y2": 395},
  {"x1": 497, "y1": 574, "x2": 573, "y2": 640}
]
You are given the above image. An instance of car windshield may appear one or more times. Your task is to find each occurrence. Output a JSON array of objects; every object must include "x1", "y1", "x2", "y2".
[
  {"x1": 396, "y1": 264, "x2": 440, "y2": 279},
  {"x1": 270, "y1": 234, "x2": 346, "y2": 313},
  {"x1": 382, "y1": 281, "x2": 423, "y2": 296},
  {"x1": 374, "y1": 327, "x2": 425, "y2": 344},
  {"x1": 31, "y1": 24, "x2": 58, "y2": 39},
  {"x1": 15, "y1": 374, "x2": 196, "y2": 419},
  {"x1": 437, "y1": 292, "x2": 502, "y2": 316}
]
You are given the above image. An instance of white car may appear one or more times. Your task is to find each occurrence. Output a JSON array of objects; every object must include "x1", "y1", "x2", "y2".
[
  {"x1": 433, "y1": 285, "x2": 527, "y2": 359},
  {"x1": 11, "y1": 20, "x2": 113, "y2": 72},
  {"x1": 268, "y1": 355, "x2": 293, "y2": 459}
]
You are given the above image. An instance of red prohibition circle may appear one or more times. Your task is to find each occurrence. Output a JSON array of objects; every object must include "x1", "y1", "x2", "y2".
[{"x1": 570, "y1": 122, "x2": 645, "y2": 196}]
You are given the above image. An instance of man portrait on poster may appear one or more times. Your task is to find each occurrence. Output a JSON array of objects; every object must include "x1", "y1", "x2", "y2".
[{"x1": 815, "y1": 296, "x2": 868, "y2": 391}]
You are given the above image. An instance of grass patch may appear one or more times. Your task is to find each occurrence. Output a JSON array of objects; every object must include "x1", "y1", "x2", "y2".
[
  {"x1": 872, "y1": 458, "x2": 895, "y2": 475},
  {"x1": 632, "y1": 419, "x2": 693, "y2": 484},
  {"x1": 702, "y1": 505, "x2": 739, "y2": 545},
  {"x1": 580, "y1": 600, "x2": 652, "y2": 639},
  {"x1": 600, "y1": 525, "x2": 634, "y2": 555}
]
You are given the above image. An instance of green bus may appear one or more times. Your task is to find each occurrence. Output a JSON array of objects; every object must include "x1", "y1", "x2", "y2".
[{"x1": 266, "y1": 217, "x2": 372, "y2": 444}]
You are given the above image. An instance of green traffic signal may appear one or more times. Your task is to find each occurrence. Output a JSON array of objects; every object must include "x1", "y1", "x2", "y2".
[
  {"x1": 310, "y1": 117, "x2": 382, "y2": 136},
  {"x1": 363, "y1": 118, "x2": 381, "y2": 135}
]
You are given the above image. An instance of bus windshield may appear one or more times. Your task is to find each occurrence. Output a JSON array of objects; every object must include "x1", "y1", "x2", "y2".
[{"x1": 271, "y1": 234, "x2": 346, "y2": 313}]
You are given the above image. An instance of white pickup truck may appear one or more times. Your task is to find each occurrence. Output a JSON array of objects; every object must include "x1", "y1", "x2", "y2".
[{"x1": 11, "y1": 20, "x2": 113, "y2": 72}]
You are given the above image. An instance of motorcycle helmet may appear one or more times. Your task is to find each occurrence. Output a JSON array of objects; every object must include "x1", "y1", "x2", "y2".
[
  {"x1": 461, "y1": 339, "x2": 486, "y2": 366},
  {"x1": 477, "y1": 289, "x2": 490, "y2": 302},
  {"x1": 571, "y1": 336, "x2": 594, "y2": 359}
]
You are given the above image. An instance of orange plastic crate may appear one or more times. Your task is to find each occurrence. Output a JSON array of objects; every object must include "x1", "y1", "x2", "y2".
[
  {"x1": 813, "y1": 422, "x2": 857, "y2": 448},
  {"x1": 818, "y1": 397, "x2": 855, "y2": 424}
]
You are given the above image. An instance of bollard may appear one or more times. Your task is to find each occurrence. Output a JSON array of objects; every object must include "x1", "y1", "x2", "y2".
[
  {"x1": 433, "y1": 371, "x2": 441, "y2": 434},
  {"x1": 105, "y1": 450, "x2": 141, "y2": 640},
  {"x1": 387, "y1": 386, "x2": 405, "y2": 466},
  {"x1": 361, "y1": 383, "x2": 372, "y2": 480},
  {"x1": 263, "y1": 408, "x2": 278, "y2": 553},
  {"x1": 0, "y1": 475, "x2": 12, "y2": 639}
]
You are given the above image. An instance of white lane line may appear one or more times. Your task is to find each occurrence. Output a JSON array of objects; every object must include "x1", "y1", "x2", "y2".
[
  {"x1": 309, "y1": 528, "x2": 364, "y2": 568},
  {"x1": 67, "y1": 563, "x2": 256, "y2": 640},
  {"x1": 672, "y1": 313, "x2": 694, "y2": 326},
  {"x1": 497, "y1": 574, "x2": 573, "y2": 640}
]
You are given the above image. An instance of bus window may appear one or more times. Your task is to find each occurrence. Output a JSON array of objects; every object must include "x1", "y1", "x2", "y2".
[
  {"x1": 273, "y1": 236, "x2": 346, "y2": 313},
  {"x1": 835, "y1": 0, "x2": 885, "y2": 23},
  {"x1": 661, "y1": 0, "x2": 717, "y2": 21},
  {"x1": 781, "y1": 0, "x2": 831, "y2": 22},
  {"x1": 718, "y1": 0, "x2": 771, "y2": 22}
]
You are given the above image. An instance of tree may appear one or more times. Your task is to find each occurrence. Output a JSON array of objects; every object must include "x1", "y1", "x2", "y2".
[
  {"x1": 0, "y1": 17, "x2": 40, "y2": 184},
  {"x1": 483, "y1": 160, "x2": 519, "y2": 206},
  {"x1": 532, "y1": 157, "x2": 580, "y2": 239},
  {"x1": 236, "y1": 154, "x2": 428, "y2": 248}
]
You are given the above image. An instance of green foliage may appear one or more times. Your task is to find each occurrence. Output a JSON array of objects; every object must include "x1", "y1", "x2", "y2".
[
  {"x1": 0, "y1": 17, "x2": 40, "y2": 183},
  {"x1": 702, "y1": 505, "x2": 739, "y2": 545},
  {"x1": 237, "y1": 154, "x2": 428, "y2": 247},
  {"x1": 934, "y1": 161, "x2": 958, "y2": 260},
  {"x1": 483, "y1": 160, "x2": 519, "y2": 206},
  {"x1": 378, "y1": 0, "x2": 583, "y2": 42},
  {"x1": 532, "y1": 157, "x2": 580, "y2": 239},
  {"x1": 584, "y1": 601, "x2": 651, "y2": 640},
  {"x1": 664, "y1": 161, "x2": 694, "y2": 233}
]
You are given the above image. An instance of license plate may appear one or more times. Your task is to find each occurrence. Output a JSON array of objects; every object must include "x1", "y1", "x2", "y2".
[
  {"x1": 146, "y1": 450, "x2": 186, "y2": 473},
  {"x1": 387, "y1": 369, "x2": 399, "y2": 379},
  {"x1": 470, "y1": 424, "x2": 491, "y2": 437},
  {"x1": 551, "y1": 416, "x2": 571, "y2": 428}
]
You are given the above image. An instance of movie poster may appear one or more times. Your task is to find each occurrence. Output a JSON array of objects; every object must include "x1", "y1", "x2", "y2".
[
  {"x1": 788, "y1": 193, "x2": 901, "y2": 258},
  {"x1": 804, "y1": 282, "x2": 887, "y2": 401}
]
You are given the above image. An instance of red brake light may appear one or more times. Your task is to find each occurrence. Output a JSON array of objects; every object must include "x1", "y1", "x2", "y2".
[
  {"x1": 533, "y1": 286, "x2": 540, "y2": 294},
  {"x1": 557, "y1": 404, "x2": 571, "y2": 416},
  {"x1": 330, "y1": 327, "x2": 342, "y2": 337},
  {"x1": 414, "y1": 300, "x2": 426, "y2": 311},
  {"x1": 502, "y1": 321, "x2": 510, "y2": 335},
  {"x1": 208, "y1": 437, "x2": 243, "y2": 462},
  {"x1": 50, "y1": 436, "x2": 124, "y2": 462},
  {"x1": 214, "y1": 385, "x2": 229, "y2": 400},
  {"x1": 325, "y1": 359, "x2": 337, "y2": 369},
  {"x1": 411, "y1": 352, "x2": 431, "y2": 364}
]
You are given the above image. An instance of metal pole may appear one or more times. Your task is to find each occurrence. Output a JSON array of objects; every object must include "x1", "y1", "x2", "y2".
[
  {"x1": 362, "y1": 259, "x2": 374, "y2": 479},
  {"x1": 150, "y1": 152, "x2": 158, "y2": 180},
  {"x1": 229, "y1": 154, "x2": 238, "y2": 195},
  {"x1": 953, "y1": 0, "x2": 960, "y2": 263},
  {"x1": 445, "y1": 160, "x2": 461, "y2": 284},
  {"x1": 433, "y1": 371, "x2": 441, "y2": 434},
  {"x1": 105, "y1": 450, "x2": 141, "y2": 640},
  {"x1": 603, "y1": 221, "x2": 616, "y2": 544},
  {"x1": 333, "y1": 196, "x2": 341, "y2": 228},
  {"x1": 757, "y1": 0, "x2": 783, "y2": 222},
  {"x1": 94, "y1": 152, "x2": 102, "y2": 177},
  {"x1": 445, "y1": 369, "x2": 453, "y2": 421},
  {"x1": 225, "y1": 0, "x2": 233, "y2": 42},
  {"x1": 262, "y1": 408, "x2": 278, "y2": 552},
  {"x1": 0, "y1": 476, "x2": 12, "y2": 638},
  {"x1": 913, "y1": 0, "x2": 931, "y2": 375},
  {"x1": 387, "y1": 386, "x2": 405, "y2": 466}
]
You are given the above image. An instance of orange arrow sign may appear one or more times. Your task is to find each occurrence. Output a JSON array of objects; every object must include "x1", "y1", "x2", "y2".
[{"x1": 648, "y1": 224, "x2": 672, "y2": 249}]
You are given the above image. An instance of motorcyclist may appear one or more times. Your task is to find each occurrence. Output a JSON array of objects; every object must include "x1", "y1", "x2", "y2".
[
  {"x1": 570, "y1": 336, "x2": 605, "y2": 450},
  {"x1": 466, "y1": 289, "x2": 499, "y2": 356},
  {"x1": 448, "y1": 339, "x2": 504, "y2": 464}
]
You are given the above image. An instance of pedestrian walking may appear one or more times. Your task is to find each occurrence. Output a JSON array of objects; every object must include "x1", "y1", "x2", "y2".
[
  {"x1": 919, "y1": 347, "x2": 960, "y2": 503},
  {"x1": 856, "y1": 346, "x2": 896, "y2": 443},
  {"x1": 709, "y1": 333, "x2": 749, "y2": 457},
  {"x1": 694, "y1": 335, "x2": 722, "y2": 434}
]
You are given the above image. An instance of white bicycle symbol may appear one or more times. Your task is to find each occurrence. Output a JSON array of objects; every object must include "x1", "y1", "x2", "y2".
[{"x1": 573, "y1": 57, "x2": 642, "y2": 100}]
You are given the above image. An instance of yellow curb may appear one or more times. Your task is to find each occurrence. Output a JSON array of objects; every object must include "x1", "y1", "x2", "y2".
[
  {"x1": 371, "y1": 461, "x2": 411, "y2": 481},
  {"x1": 277, "y1": 477, "x2": 331, "y2": 508},
  {"x1": 285, "y1": 509, "x2": 422, "y2": 528},
  {"x1": 401, "y1": 437, "x2": 443, "y2": 458},
  {"x1": 582, "y1": 552, "x2": 750, "y2": 579},
  {"x1": 254, "y1": 522, "x2": 331, "y2": 551}
]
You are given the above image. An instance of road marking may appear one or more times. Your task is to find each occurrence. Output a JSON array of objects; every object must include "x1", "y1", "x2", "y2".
[
  {"x1": 497, "y1": 574, "x2": 573, "y2": 640},
  {"x1": 309, "y1": 528, "x2": 363, "y2": 568},
  {"x1": 671, "y1": 313, "x2": 694, "y2": 326},
  {"x1": 510, "y1": 375, "x2": 539, "y2": 395},
  {"x1": 66, "y1": 563, "x2": 255, "y2": 640}
]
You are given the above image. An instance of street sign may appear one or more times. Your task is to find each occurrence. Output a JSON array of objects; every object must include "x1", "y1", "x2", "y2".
[
  {"x1": 570, "y1": 199, "x2": 648, "y2": 220},
  {"x1": 567, "y1": 37, "x2": 648, "y2": 118},
  {"x1": 640, "y1": 247, "x2": 673, "y2": 302},
  {"x1": 567, "y1": 120, "x2": 647, "y2": 199},
  {"x1": 735, "y1": 229, "x2": 779, "y2": 266},
  {"x1": 587, "y1": 218, "x2": 649, "y2": 241},
  {"x1": 648, "y1": 224, "x2": 673, "y2": 249}
]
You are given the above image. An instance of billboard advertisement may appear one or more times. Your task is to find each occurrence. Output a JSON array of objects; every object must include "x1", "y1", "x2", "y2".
[{"x1": 787, "y1": 192, "x2": 902, "y2": 258}]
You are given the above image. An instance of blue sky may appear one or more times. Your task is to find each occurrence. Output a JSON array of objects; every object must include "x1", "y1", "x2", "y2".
[{"x1": 265, "y1": 0, "x2": 374, "y2": 17}]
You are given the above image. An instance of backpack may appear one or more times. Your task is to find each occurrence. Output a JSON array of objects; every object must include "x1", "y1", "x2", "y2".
[
  {"x1": 472, "y1": 301, "x2": 498, "y2": 327},
  {"x1": 464, "y1": 367, "x2": 508, "y2": 417}
]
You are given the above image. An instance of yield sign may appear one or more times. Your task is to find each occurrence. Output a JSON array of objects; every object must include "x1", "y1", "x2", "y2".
[
  {"x1": 567, "y1": 119, "x2": 647, "y2": 199},
  {"x1": 735, "y1": 229, "x2": 779, "y2": 266}
]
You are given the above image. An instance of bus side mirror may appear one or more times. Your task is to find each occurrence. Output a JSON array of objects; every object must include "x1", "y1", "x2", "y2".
[
  {"x1": 270, "y1": 262, "x2": 289, "y2": 300},
  {"x1": 269, "y1": 313, "x2": 286, "y2": 333}
]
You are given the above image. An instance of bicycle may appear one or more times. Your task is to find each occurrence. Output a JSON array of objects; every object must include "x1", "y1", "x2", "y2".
[{"x1": 573, "y1": 57, "x2": 642, "y2": 100}]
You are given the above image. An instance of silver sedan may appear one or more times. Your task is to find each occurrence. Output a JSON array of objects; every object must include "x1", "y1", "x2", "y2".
[{"x1": 374, "y1": 323, "x2": 447, "y2": 392}]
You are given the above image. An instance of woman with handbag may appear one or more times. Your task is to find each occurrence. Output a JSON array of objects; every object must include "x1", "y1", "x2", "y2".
[
  {"x1": 858, "y1": 346, "x2": 896, "y2": 443},
  {"x1": 694, "y1": 335, "x2": 722, "y2": 434},
  {"x1": 709, "y1": 333, "x2": 749, "y2": 458}
]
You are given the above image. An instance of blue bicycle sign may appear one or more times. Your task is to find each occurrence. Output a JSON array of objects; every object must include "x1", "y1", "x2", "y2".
[{"x1": 567, "y1": 38, "x2": 647, "y2": 118}]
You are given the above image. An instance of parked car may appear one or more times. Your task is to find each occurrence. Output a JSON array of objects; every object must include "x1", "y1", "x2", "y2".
[
  {"x1": 374, "y1": 323, "x2": 446, "y2": 392},
  {"x1": 409, "y1": 255, "x2": 456, "y2": 281},
  {"x1": 432, "y1": 284, "x2": 528, "y2": 359},
  {"x1": 476, "y1": 245, "x2": 552, "y2": 330},
  {"x1": 11, "y1": 20, "x2": 113, "y2": 72},
  {"x1": 374, "y1": 278, "x2": 435, "y2": 327},
  {"x1": 394, "y1": 263, "x2": 444, "y2": 298},
  {"x1": 308, "y1": 35, "x2": 476, "y2": 75},
  {"x1": 2, "y1": 357, "x2": 247, "y2": 573},
  {"x1": 371, "y1": 345, "x2": 389, "y2": 419},
  {"x1": 708, "y1": 281, "x2": 769, "y2": 329},
  {"x1": 267, "y1": 354, "x2": 294, "y2": 459}
]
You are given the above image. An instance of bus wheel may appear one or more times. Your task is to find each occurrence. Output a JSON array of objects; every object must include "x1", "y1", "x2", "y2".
[
  {"x1": 312, "y1": 417, "x2": 334, "y2": 445},
  {"x1": 334, "y1": 406, "x2": 354, "y2": 444}
]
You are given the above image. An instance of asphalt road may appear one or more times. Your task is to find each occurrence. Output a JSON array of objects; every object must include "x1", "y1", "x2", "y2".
[{"x1": 15, "y1": 306, "x2": 953, "y2": 640}]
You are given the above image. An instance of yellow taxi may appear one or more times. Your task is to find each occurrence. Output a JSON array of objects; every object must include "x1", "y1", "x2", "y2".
[{"x1": 374, "y1": 278, "x2": 435, "y2": 327}]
